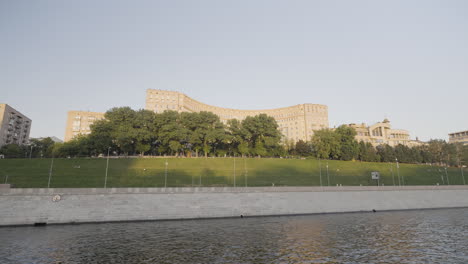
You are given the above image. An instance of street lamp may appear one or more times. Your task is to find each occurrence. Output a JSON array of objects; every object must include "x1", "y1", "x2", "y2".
[
  {"x1": 459, "y1": 159, "x2": 465, "y2": 185},
  {"x1": 233, "y1": 155, "x2": 236, "y2": 188},
  {"x1": 462, "y1": 163, "x2": 466, "y2": 185},
  {"x1": 47, "y1": 156, "x2": 54, "y2": 188},
  {"x1": 104, "y1": 147, "x2": 111, "y2": 188},
  {"x1": 29, "y1": 145, "x2": 33, "y2": 159},
  {"x1": 390, "y1": 163, "x2": 395, "y2": 186},
  {"x1": 444, "y1": 167, "x2": 450, "y2": 185},
  {"x1": 396, "y1": 158, "x2": 401, "y2": 186},
  {"x1": 319, "y1": 159, "x2": 322, "y2": 187},
  {"x1": 165, "y1": 159, "x2": 168, "y2": 188},
  {"x1": 244, "y1": 157, "x2": 248, "y2": 187},
  {"x1": 326, "y1": 161, "x2": 330, "y2": 186}
]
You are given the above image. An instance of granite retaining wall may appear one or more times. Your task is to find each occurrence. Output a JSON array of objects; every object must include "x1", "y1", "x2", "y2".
[{"x1": 1, "y1": 186, "x2": 467, "y2": 226}]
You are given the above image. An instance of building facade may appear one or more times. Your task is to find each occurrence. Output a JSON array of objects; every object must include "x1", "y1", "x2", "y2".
[
  {"x1": 0, "y1": 104, "x2": 32, "y2": 147},
  {"x1": 348, "y1": 119, "x2": 421, "y2": 147},
  {"x1": 64, "y1": 111, "x2": 105, "y2": 142},
  {"x1": 449, "y1": 130, "x2": 468, "y2": 145},
  {"x1": 145, "y1": 89, "x2": 329, "y2": 142}
]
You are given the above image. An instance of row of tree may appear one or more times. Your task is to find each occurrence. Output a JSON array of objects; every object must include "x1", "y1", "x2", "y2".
[
  {"x1": 0, "y1": 137, "x2": 58, "y2": 159},
  {"x1": 56, "y1": 107, "x2": 283, "y2": 158},
  {"x1": 1, "y1": 107, "x2": 467, "y2": 167},
  {"x1": 289, "y1": 128, "x2": 468, "y2": 167}
]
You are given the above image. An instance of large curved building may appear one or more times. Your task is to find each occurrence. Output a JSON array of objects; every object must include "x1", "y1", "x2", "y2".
[{"x1": 145, "y1": 89, "x2": 329, "y2": 142}]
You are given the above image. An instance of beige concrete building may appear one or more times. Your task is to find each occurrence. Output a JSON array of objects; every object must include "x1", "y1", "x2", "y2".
[
  {"x1": 0, "y1": 104, "x2": 32, "y2": 147},
  {"x1": 348, "y1": 119, "x2": 422, "y2": 147},
  {"x1": 449, "y1": 130, "x2": 468, "y2": 145},
  {"x1": 145, "y1": 89, "x2": 329, "y2": 142},
  {"x1": 64, "y1": 111, "x2": 105, "y2": 142}
]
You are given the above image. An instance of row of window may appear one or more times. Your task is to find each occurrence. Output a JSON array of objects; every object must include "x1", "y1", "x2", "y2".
[
  {"x1": 148, "y1": 93, "x2": 177, "y2": 100},
  {"x1": 74, "y1": 116, "x2": 98, "y2": 121},
  {"x1": 449, "y1": 133, "x2": 468, "y2": 138},
  {"x1": 181, "y1": 99, "x2": 327, "y2": 120},
  {"x1": 154, "y1": 104, "x2": 178, "y2": 110}
]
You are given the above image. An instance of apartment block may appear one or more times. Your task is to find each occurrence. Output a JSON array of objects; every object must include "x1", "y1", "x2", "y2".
[
  {"x1": 449, "y1": 130, "x2": 468, "y2": 145},
  {"x1": 145, "y1": 89, "x2": 329, "y2": 142},
  {"x1": 0, "y1": 104, "x2": 32, "y2": 147},
  {"x1": 64, "y1": 111, "x2": 105, "y2": 142}
]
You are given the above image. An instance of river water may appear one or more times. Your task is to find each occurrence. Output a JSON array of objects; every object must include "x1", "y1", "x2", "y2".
[{"x1": 1, "y1": 208, "x2": 467, "y2": 264}]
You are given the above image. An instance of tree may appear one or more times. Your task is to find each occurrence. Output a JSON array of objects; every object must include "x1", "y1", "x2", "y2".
[
  {"x1": 133, "y1": 110, "x2": 157, "y2": 155},
  {"x1": 169, "y1": 140, "x2": 182, "y2": 156},
  {"x1": 110, "y1": 108, "x2": 137, "y2": 155},
  {"x1": 253, "y1": 140, "x2": 267, "y2": 157},
  {"x1": 241, "y1": 114, "x2": 282, "y2": 157},
  {"x1": 376, "y1": 144, "x2": 396, "y2": 162},
  {"x1": 157, "y1": 111, "x2": 189, "y2": 156},
  {"x1": 335, "y1": 125, "x2": 359, "y2": 161},
  {"x1": 310, "y1": 129, "x2": 341, "y2": 159},
  {"x1": 0, "y1": 144, "x2": 25, "y2": 158},
  {"x1": 28, "y1": 137, "x2": 55, "y2": 158},
  {"x1": 295, "y1": 140, "x2": 310, "y2": 156},
  {"x1": 89, "y1": 120, "x2": 115, "y2": 154},
  {"x1": 395, "y1": 144, "x2": 411, "y2": 163},
  {"x1": 358, "y1": 141, "x2": 379, "y2": 162},
  {"x1": 226, "y1": 119, "x2": 243, "y2": 156},
  {"x1": 55, "y1": 135, "x2": 93, "y2": 157},
  {"x1": 238, "y1": 140, "x2": 250, "y2": 157}
]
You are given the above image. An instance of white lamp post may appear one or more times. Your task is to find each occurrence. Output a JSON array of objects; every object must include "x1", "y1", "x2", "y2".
[
  {"x1": 396, "y1": 158, "x2": 401, "y2": 186},
  {"x1": 319, "y1": 159, "x2": 322, "y2": 187},
  {"x1": 165, "y1": 159, "x2": 168, "y2": 188},
  {"x1": 104, "y1": 147, "x2": 111, "y2": 188},
  {"x1": 47, "y1": 157, "x2": 54, "y2": 188}
]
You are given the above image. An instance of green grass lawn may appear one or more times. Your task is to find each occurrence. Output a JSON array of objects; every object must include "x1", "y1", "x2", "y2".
[{"x1": 0, "y1": 157, "x2": 465, "y2": 188}]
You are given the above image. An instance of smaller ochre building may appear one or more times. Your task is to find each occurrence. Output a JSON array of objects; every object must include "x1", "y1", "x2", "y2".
[
  {"x1": 347, "y1": 119, "x2": 422, "y2": 147},
  {"x1": 0, "y1": 104, "x2": 32, "y2": 147},
  {"x1": 449, "y1": 130, "x2": 468, "y2": 145},
  {"x1": 64, "y1": 111, "x2": 105, "y2": 142}
]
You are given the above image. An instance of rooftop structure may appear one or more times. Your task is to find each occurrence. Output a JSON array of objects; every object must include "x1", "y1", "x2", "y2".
[
  {"x1": 348, "y1": 119, "x2": 422, "y2": 147},
  {"x1": 449, "y1": 130, "x2": 468, "y2": 146}
]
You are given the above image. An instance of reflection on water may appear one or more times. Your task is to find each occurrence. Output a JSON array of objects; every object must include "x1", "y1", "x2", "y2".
[{"x1": 1, "y1": 208, "x2": 467, "y2": 263}]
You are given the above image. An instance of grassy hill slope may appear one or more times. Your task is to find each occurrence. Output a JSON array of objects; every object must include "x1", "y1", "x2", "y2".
[{"x1": 0, "y1": 157, "x2": 465, "y2": 188}]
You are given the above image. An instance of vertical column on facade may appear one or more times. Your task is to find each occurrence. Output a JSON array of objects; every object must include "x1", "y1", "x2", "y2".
[{"x1": 303, "y1": 105, "x2": 308, "y2": 141}]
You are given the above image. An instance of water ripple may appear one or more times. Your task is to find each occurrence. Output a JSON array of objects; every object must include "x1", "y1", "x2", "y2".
[{"x1": 1, "y1": 208, "x2": 467, "y2": 263}]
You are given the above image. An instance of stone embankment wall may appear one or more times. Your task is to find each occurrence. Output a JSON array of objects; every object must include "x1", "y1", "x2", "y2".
[{"x1": 1, "y1": 186, "x2": 468, "y2": 226}]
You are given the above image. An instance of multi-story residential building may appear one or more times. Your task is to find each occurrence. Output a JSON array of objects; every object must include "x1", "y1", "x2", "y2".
[
  {"x1": 64, "y1": 111, "x2": 105, "y2": 142},
  {"x1": 0, "y1": 104, "x2": 32, "y2": 147},
  {"x1": 145, "y1": 89, "x2": 329, "y2": 142},
  {"x1": 449, "y1": 130, "x2": 468, "y2": 145},
  {"x1": 348, "y1": 119, "x2": 422, "y2": 147}
]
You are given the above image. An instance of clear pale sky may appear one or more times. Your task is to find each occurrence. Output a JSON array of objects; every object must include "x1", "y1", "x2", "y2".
[{"x1": 1, "y1": 0, "x2": 467, "y2": 141}]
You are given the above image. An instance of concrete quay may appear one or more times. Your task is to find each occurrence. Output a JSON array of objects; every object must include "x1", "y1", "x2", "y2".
[{"x1": 1, "y1": 185, "x2": 467, "y2": 226}]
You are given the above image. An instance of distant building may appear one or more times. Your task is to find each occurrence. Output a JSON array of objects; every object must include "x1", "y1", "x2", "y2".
[
  {"x1": 449, "y1": 130, "x2": 468, "y2": 145},
  {"x1": 347, "y1": 119, "x2": 422, "y2": 147},
  {"x1": 32, "y1": 136, "x2": 64, "y2": 143},
  {"x1": 0, "y1": 104, "x2": 32, "y2": 147},
  {"x1": 64, "y1": 111, "x2": 105, "y2": 142},
  {"x1": 145, "y1": 89, "x2": 329, "y2": 142}
]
